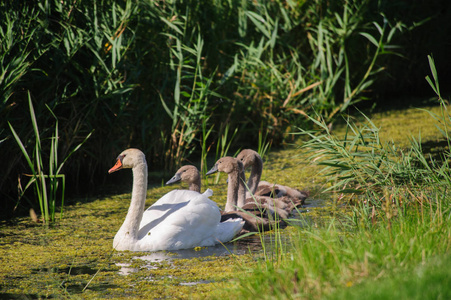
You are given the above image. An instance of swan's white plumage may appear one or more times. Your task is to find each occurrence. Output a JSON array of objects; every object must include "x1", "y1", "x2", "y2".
[
  {"x1": 136, "y1": 189, "x2": 235, "y2": 251},
  {"x1": 110, "y1": 149, "x2": 243, "y2": 252}
]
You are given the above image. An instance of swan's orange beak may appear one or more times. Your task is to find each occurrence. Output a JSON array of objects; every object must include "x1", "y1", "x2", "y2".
[{"x1": 108, "y1": 158, "x2": 123, "y2": 174}]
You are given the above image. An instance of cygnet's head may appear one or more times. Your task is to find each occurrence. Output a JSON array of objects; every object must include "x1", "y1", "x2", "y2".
[
  {"x1": 206, "y1": 157, "x2": 242, "y2": 175},
  {"x1": 108, "y1": 148, "x2": 146, "y2": 173},
  {"x1": 166, "y1": 165, "x2": 200, "y2": 185},
  {"x1": 236, "y1": 149, "x2": 260, "y2": 168}
]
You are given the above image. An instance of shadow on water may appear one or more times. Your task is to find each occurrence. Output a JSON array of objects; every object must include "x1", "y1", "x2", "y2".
[
  {"x1": 117, "y1": 197, "x2": 329, "y2": 277},
  {"x1": 0, "y1": 293, "x2": 55, "y2": 299},
  {"x1": 60, "y1": 282, "x2": 119, "y2": 294},
  {"x1": 31, "y1": 266, "x2": 98, "y2": 275},
  {"x1": 25, "y1": 266, "x2": 119, "y2": 295}
]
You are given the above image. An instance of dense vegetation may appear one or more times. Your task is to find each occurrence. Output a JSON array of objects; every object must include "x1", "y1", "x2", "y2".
[
  {"x1": 1, "y1": 1, "x2": 451, "y2": 298},
  {"x1": 1, "y1": 0, "x2": 450, "y2": 218}
]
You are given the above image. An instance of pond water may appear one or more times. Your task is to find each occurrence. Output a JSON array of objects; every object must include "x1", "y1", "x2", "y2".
[
  {"x1": 116, "y1": 197, "x2": 329, "y2": 277},
  {"x1": 116, "y1": 235, "x2": 263, "y2": 275},
  {"x1": 0, "y1": 195, "x2": 332, "y2": 298}
]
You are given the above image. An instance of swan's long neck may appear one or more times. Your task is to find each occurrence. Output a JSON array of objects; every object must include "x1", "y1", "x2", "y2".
[
  {"x1": 225, "y1": 170, "x2": 239, "y2": 211},
  {"x1": 190, "y1": 179, "x2": 201, "y2": 193},
  {"x1": 248, "y1": 155, "x2": 263, "y2": 194},
  {"x1": 237, "y1": 168, "x2": 246, "y2": 208},
  {"x1": 115, "y1": 162, "x2": 148, "y2": 245},
  {"x1": 225, "y1": 169, "x2": 246, "y2": 211}
]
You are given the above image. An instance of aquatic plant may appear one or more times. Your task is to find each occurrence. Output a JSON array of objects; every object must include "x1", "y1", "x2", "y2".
[
  {"x1": 257, "y1": 126, "x2": 272, "y2": 160},
  {"x1": 8, "y1": 93, "x2": 92, "y2": 223},
  {"x1": 212, "y1": 123, "x2": 239, "y2": 184},
  {"x1": 158, "y1": 15, "x2": 220, "y2": 171}
]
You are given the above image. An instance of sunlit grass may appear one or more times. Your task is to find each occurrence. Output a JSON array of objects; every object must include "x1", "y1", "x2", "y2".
[
  {"x1": 330, "y1": 254, "x2": 451, "y2": 300},
  {"x1": 222, "y1": 57, "x2": 451, "y2": 299},
  {"x1": 224, "y1": 195, "x2": 451, "y2": 299}
]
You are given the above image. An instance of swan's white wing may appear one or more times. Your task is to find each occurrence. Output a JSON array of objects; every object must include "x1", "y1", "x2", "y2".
[
  {"x1": 139, "y1": 189, "x2": 201, "y2": 230},
  {"x1": 153, "y1": 198, "x2": 221, "y2": 249},
  {"x1": 136, "y1": 189, "x2": 241, "y2": 251}
]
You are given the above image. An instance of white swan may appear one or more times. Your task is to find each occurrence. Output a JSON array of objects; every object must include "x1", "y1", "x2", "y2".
[
  {"x1": 236, "y1": 149, "x2": 308, "y2": 205},
  {"x1": 108, "y1": 149, "x2": 244, "y2": 251}
]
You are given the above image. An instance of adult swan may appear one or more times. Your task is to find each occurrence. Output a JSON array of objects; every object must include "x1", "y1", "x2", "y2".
[{"x1": 108, "y1": 148, "x2": 244, "y2": 251}]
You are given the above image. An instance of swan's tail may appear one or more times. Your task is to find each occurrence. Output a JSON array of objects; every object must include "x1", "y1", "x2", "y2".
[
  {"x1": 216, "y1": 218, "x2": 245, "y2": 243},
  {"x1": 202, "y1": 188, "x2": 214, "y2": 198}
]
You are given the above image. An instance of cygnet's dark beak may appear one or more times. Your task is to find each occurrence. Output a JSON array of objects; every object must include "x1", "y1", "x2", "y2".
[
  {"x1": 166, "y1": 173, "x2": 182, "y2": 185},
  {"x1": 206, "y1": 164, "x2": 218, "y2": 176}
]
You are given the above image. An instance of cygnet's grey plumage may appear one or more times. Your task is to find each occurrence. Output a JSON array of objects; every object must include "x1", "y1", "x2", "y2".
[
  {"x1": 167, "y1": 160, "x2": 279, "y2": 233},
  {"x1": 236, "y1": 149, "x2": 309, "y2": 206},
  {"x1": 206, "y1": 157, "x2": 287, "y2": 233}
]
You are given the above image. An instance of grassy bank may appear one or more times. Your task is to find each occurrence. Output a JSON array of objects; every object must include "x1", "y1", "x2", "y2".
[
  {"x1": 226, "y1": 198, "x2": 451, "y2": 299},
  {"x1": 223, "y1": 86, "x2": 451, "y2": 298}
]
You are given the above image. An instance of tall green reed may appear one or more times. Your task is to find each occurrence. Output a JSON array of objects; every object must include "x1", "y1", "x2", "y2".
[
  {"x1": 8, "y1": 93, "x2": 92, "y2": 223},
  {"x1": 0, "y1": 0, "x2": 433, "y2": 214},
  {"x1": 257, "y1": 125, "x2": 272, "y2": 159},
  {"x1": 295, "y1": 55, "x2": 451, "y2": 224},
  {"x1": 419, "y1": 55, "x2": 451, "y2": 187},
  {"x1": 1, "y1": 0, "x2": 138, "y2": 206},
  {"x1": 0, "y1": 8, "x2": 37, "y2": 107},
  {"x1": 200, "y1": 116, "x2": 214, "y2": 177},
  {"x1": 229, "y1": 0, "x2": 404, "y2": 146},
  {"x1": 296, "y1": 110, "x2": 447, "y2": 208},
  {"x1": 159, "y1": 13, "x2": 220, "y2": 171},
  {"x1": 211, "y1": 124, "x2": 239, "y2": 184}
]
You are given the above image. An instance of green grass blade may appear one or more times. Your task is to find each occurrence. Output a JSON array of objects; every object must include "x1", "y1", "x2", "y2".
[{"x1": 8, "y1": 122, "x2": 35, "y2": 173}]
